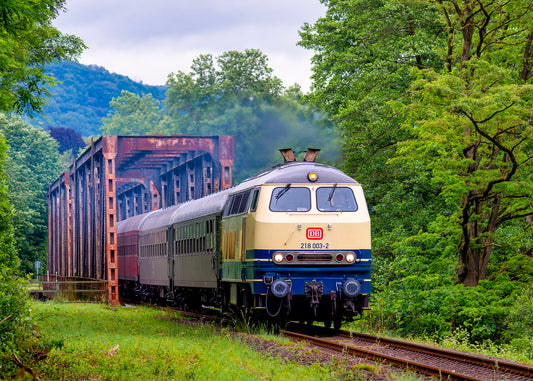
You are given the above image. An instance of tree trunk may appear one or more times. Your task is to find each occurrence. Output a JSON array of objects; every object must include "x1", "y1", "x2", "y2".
[
  {"x1": 457, "y1": 224, "x2": 495, "y2": 286},
  {"x1": 457, "y1": 193, "x2": 501, "y2": 286},
  {"x1": 460, "y1": 2, "x2": 475, "y2": 67},
  {"x1": 520, "y1": 29, "x2": 533, "y2": 81}
]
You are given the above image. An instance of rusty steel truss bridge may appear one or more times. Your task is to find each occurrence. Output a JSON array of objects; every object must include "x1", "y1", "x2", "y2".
[{"x1": 47, "y1": 135, "x2": 234, "y2": 305}]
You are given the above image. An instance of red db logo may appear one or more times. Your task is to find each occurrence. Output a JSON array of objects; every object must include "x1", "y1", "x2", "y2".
[{"x1": 306, "y1": 227, "x2": 323, "y2": 240}]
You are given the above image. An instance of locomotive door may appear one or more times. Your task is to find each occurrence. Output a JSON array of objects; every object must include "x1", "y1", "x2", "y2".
[{"x1": 240, "y1": 217, "x2": 246, "y2": 263}]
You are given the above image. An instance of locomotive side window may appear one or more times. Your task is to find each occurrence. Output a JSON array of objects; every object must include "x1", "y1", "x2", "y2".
[
  {"x1": 249, "y1": 188, "x2": 260, "y2": 212},
  {"x1": 316, "y1": 187, "x2": 358, "y2": 212},
  {"x1": 223, "y1": 189, "x2": 253, "y2": 217},
  {"x1": 270, "y1": 186, "x2": 311, "y2": 212}
]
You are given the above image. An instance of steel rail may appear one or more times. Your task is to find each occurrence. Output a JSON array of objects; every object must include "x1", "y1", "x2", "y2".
[
  {"x1": 333, "y1": 329, "x2": 533, "y2": 379},
  {"x1": 282, "y1": 329, "x2": 533, "y2": 381}
]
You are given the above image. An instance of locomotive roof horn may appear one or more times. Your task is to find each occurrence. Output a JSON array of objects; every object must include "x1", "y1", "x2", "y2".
[
  {"x1": 280, "y1": 148, "x2": 321, "y2": 162},
  {"x1": 303, "y1": 148, "x2": 320, "y2": 162},
  {"x1": 279, "y1": 148, "x2": 296, "y2": 162}
]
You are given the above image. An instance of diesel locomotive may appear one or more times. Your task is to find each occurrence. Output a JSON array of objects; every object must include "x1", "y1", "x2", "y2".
[{"x1": 118, "y1": 149, "x2": 371, "y2": 328}]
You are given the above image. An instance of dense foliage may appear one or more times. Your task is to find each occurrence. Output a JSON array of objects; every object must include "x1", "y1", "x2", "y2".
[
  {"x1": 0, "y1": 138, "x2": 17, "y2": 277},
  {"x1": 0, "y1": 0, "x2": 84, "y2": 115},
  {"x1": 301, "y1": 0, "x2": 533, "y2": 355},
  {"x1": 28, "y1": 61, "x2": 167, "y2": 136},
  {"x1": 0, "y1": 132, "x2": 32, "y2": 375},
  {"x1": 0, "y1": 115, "x2": 65, "y2": 274},
  {"x1": 47, "y1": 126, "x2": 86, "y2": 155},
  {"x1": 0, "y1": 0, "x2": 84, "y2": 373},
  {"x1": 102, "y1": 49, "x2": 340, "y2": 182}
]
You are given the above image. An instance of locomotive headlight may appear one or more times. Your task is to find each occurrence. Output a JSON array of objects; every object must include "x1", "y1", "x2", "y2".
[
  {"x1": 307, "y1": 172, "x2": 318, "y2": 182},
  {"x1": 274, "y1": 253, "x2": 284, "y2": 263},
  {"x1": 346, "y1": 253, "x2": 356, "y2": 263}
]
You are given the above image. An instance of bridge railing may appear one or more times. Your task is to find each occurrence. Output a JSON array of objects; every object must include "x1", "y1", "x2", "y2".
[{"x1": 28, "y1": 275, "x2": 108, "y2": 302}]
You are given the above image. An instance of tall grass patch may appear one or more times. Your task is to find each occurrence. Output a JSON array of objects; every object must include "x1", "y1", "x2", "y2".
[{"x1": 30, "y1": 302, "x2": 337, "y2": 380}]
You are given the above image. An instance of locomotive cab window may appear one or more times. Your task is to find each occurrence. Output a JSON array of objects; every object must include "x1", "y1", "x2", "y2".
[
  {"x1": 270, "y1": 186, "x2": 311, "y2": 212},
  {"x1": 317, "y1": 186, "x2": 358, "y2": 212}
]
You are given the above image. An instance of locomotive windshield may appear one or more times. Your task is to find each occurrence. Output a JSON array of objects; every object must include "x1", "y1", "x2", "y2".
[
  {"x1": 317, "y1": 187, "x2": 358, "y2": 212},
  {"x1": 270, "y1": 186, "x2": 311, "y2": 212}
]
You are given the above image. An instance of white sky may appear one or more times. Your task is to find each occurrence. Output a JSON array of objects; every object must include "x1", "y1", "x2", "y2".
[{"x1": 53, "y1": 0, "x2": 326, "y2": 91}]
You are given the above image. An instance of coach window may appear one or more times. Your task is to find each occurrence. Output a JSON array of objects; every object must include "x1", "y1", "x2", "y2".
[
  {"x1": 316, "y1": 187, "x2": 358, "y2": 212},
  {"x1": 270, "y1": 186, "x2": 311, "y2": 212}
]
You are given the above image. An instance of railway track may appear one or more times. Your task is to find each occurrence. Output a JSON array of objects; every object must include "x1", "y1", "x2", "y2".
[
  {"x1": 126, "y1": 302, "x2": 533, "y2": 380},
  {"x1": 282, "y1": 324, "x2": 533, "y2": 381}
]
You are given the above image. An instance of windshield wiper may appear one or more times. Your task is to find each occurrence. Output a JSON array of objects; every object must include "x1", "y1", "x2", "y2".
[
  {"x1": 276, "y1": 183, "x2": 291, "y2": 200},
  {"x1": 328, "y1": 183, "x2": 338, "y2": 203}
]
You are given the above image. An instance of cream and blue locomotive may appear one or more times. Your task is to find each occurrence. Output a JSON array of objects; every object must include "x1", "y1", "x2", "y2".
[{"x1": 118, "y1": 149, "x2": 371, "y2": 328}]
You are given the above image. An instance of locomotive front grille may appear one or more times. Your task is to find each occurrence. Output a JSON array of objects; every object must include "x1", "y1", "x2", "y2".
[{"x1": 297, "y1": 253, "x2": 332, "y2": 262}]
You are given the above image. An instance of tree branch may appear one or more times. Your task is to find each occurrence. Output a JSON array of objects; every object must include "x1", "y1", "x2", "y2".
[
  {"x1": 497, "y1": 209, "x2": 533, "y2": 226},
  {"x1": 0, "y1": 314, "x2": 12, "y2": 325},
  {"x1": 12, "y1": 353, "x2": 41, "y2": 381},
  {"x1": 458, "y1": 104, "x2": 520, "y2": 198}
]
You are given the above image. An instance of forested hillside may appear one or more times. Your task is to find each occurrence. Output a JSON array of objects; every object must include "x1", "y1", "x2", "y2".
[{"x1": 27, "y1": 61, "x2": 166, "y2": 136}]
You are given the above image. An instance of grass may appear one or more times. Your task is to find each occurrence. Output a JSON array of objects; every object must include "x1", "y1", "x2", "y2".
[{"x1": 27, "y1": 302, "x2": 341, "y2": 381}]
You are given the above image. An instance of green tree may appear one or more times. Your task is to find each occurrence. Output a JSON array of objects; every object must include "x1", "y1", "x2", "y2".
[
  {"x1": 0, "y1": 115, "x2": 65, "y2": 273},
  {"x1": 299, "y1": 0, "x2": 446, "y2": 257},
  {"x1": 0, "y1": 138, "x2": 17, "y2": 271},
  {"x1": 0, "y1": 0, "x2": 85, "y2": 115},
  {"x1": 301, "y1": 0, "x2": 533, "y2": 287},
  {"x1": 165, "y1": 49, "x2": 283, "y2": 134},
  {"x1": 101, "y1": 91, "x2": 168, "y2": 135},
  {"x1": 0, "y1": 134, "x2": 30, "y2": 361},
  {"x1": 395, "y1": 0, "x2": 533, "y2": 286},
  {"x1": 217, "y1": 49, "x2": 283, "y2": 105},
  {"x1": 165, "y1": 49, "x2": 332, "y2": 180}
]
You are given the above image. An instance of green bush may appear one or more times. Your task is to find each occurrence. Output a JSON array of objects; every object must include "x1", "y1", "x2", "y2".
[
  {"x1": 362, "y1": 254, "x2": 532, "y2": 351},
  {"x1": 0, "y1": 268, "x2": 31, "y2": 375},
  {"x1": 505, "y1": 287, "x2": 533, "y2": 357}
]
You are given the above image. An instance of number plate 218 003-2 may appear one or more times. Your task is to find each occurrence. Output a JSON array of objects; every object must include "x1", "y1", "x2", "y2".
[{"x1": 301, "y1": 242, "x2": 330, "y2": 249}]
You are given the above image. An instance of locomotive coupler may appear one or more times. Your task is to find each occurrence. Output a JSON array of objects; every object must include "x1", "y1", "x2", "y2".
[
  {"x1": 344, "y1": 298, "x2": 356, "y2": 314},
  {"x1": 305, "y1": 281, "x2": 323, "y2": 316}
]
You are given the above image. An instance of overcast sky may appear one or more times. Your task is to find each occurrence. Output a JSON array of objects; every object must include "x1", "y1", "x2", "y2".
[{"x1": 53, "y1": 1, "x2": 326, "y2": 91}]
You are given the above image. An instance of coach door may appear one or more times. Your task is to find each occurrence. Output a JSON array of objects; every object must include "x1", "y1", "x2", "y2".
[{"x1": 167, "y1": 225, "x2": 174, "y2": 289}]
